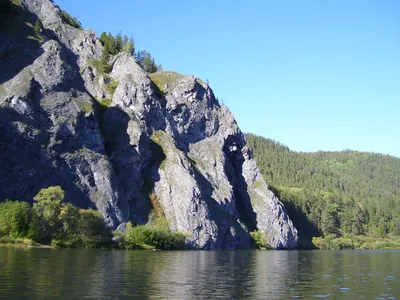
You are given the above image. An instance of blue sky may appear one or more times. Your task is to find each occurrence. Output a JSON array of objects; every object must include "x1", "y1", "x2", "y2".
[{"x1": 56, "y1": 0, "x2": 400, "y2": 157}]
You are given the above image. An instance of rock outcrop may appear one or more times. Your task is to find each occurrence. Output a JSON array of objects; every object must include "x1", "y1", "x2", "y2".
[{"x1": 0, "y1": 0, "x2": 297, "y2": 249}]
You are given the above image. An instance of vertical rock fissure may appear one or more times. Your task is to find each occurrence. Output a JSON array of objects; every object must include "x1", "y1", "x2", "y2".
[{"x1": 223, "y1": 138, "x2": 258, "y2": 233}]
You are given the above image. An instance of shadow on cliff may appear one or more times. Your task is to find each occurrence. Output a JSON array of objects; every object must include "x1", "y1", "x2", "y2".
[
  {"x1": 149, "y1": 83, "x2": 254, "y2": 248},
  {"x1": 223, "y1": 135, "x2": 258, "y2": 234},
  {"x1": 268, "y1": 185, "x2": 321, "y2": 249},
  {"x1": 0, "y1": 2, "x2": 44, "y2": 84},
  {"x1": 190, "y1": 162, "x2": 250, "y2": 249},
  {"x1": 100, "y1": 106, "x2": 166, "y2": 224},
  {"x1": 0, "y1": 104, "x2": 93, "y2": 208},
  {"x1": 1, "y1": 21, "x2": 112, "y2": 209}
]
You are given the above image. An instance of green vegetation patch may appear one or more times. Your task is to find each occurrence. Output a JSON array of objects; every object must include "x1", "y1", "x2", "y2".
[
  {"x1": 312, "y1": 234, "x2": 400, "y2": 250},
  {"x1": 73, "y1": 98, "x2": 93, "y2": 114},
  {"x1": 26, "y1": 34, "x2": 45, "y2": 46},
  {"x1": 250, "y1": 230, "x2": 272, "y2": 250},
  {"x1": 0, "y1": 85, "x2": 6, "y2": 97},
  {"x1": 245, "y1": 133, "x2": 400, "y2": 248},
  {"x1": 10, "y1": 0, "x2": 22, "y2": 7},
  {"x1": 88, "y1": 59, "x2": 112, "y2": 76},
  {"x1": 251, "y1": 179, "x2": 265, "y2": 190},
  {"x1": 150, "y1": 130, "x2": 181, "y2": 171},
  {"x1": 121, "y1": 219, "x2": 185, "y2": 250},
  {"x1": 60, "y1": 10, "x2": 82, "y2": 29},
  {"x1": 151, "y1": 130, "x2": 171, "y2": 153},
  {"x1": 0, "y1": 200, "x2": 31, "y2": 238},
  {"x1": 0, "y1": 236, "x2": 37, "y2": 246},
  {"x1": 105, "y1": 79, "x2": 118, "y2": 95},
  {"x1": 97, "y1": 97, "x2": 112, "y2": 108},
  {"x1": 149, "y1": 71, "x2": 185, "y2": 94},
  {"x1": 0, "y1": 186, "x2": 113, "y2": 248}
]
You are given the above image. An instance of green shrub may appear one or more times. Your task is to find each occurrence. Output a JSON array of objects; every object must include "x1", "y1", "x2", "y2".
[
  {"x1": 0, "y1": 186, "x2": 113, "y2": 248},
  {"x1": 312, "y1": 236, "x2": 324, "y2": 249},
  {"x1": 250, "y1": 230, "x2": 270, "y2": 249},
  {"x1": 0, "y1": 236, "x2": 15, "y2": 244},
  {"x1": 105, "y1": 80, "x2": 118, "y2": 95},
  {"x1": 89, "y1": 59, "x2": 112, "y2": 75},
  {"x1": 30, "y1": 186, "x2": 65, "y2": 243},
  {"x1": 123, "y1": 220, "x2": 185, "y2": 250},
  {"x1": 97, "y1": 98, "x2": 112, "y2": 108},
  {"x1": 0, "y1": 236, "x2": 35, "y2": 246},
  {"x1": 73, "y1": 98, "x2": 93, "y2": 114},
  {"x1": 76, "y1": 209, "x2": 113, "y2": 248},
  {"x1": 0, "y1": 201, "x2": 30, "y2": 238}
]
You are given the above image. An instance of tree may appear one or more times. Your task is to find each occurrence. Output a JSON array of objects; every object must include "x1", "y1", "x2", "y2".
[
  {"x1": 31, "y1": 186, "x2": 65, "y2": 242},
  {"x1": 151, "y1": 58, "x2": 157, "y2": 73},
  {"x1": 79, "y1": 209, "x2": 110, "y2": 239},
  {"x1": 100, "y1": 47, "x2": 111, "y2": 72},
  {"x1": 137, "y1": 50, "x2": 158, "y2": 73},
  {"x1": 99, "y1": 32, "x2": 108, "y2": 46},
  {"x1": 106, "y1": 33, "x2": 116, "y2": 55},
  {"x1": 122, "y1": 41, "x2": 134, "y2": 55},
  {"x1": 321, "y1": 209, "x2": 338, "y2": 236},
  {"x1": 122, "y1": 34, "x2": 128, "y2": 46},
  {"x1": 33, "y1": 186, "x2": 65, "y2": 203},
  {"x1": 115, "y1": 32, "x2": 123, "y2": 53},
  {"x1": 0, "y1": 201, "x2": 30, "y2": 238},
  {"x1": 244, "y1": 133, "x2": 400, "y2": 240}
]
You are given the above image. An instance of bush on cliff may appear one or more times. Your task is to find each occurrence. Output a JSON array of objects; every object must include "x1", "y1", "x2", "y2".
[
  {"x1": 250, "y1": 230, "x2": 272, "y2": 249},
  {"x1": 123, "y1": 219, "x2": 185, "y2": 250}
]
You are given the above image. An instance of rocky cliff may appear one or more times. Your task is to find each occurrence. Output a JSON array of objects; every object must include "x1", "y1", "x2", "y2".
[{"x1": 0, "y1": 0, "x2": 298, "y2": 249}]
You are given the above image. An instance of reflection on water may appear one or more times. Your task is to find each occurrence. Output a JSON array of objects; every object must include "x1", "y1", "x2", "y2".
[{"x1": 0, "y1": 247, "x2": 399, "y2": 299}]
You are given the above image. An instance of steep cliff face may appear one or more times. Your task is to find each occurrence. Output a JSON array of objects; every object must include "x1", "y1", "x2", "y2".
[{"x1": 0, "y1": 0, "x2": 297, "y2": 249}]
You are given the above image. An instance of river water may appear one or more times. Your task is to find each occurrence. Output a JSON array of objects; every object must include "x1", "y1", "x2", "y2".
[{"x1": 0, "y1": 247, "x2": 399, "y2": 299}]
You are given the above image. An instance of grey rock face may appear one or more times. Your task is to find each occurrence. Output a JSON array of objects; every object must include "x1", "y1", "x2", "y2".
[
  {"x1": 0, "y1": 0, "x2": 297, "y2": 249},
  {"x1": 0, "y1": 0, "x2": 126, "y2": 228}
]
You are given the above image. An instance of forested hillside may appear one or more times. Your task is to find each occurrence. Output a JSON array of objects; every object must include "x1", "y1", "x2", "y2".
[{"x1": 245, "y1": 134, "x2": 400, "y2": 247}]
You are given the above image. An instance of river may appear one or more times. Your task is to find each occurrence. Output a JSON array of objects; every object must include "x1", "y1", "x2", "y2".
[{"x1": 0, "y1": 247, "x2": 399, "y2": 299}]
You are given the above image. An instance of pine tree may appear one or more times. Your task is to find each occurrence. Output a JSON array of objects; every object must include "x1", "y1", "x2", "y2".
[
  {"x1": 106, "y1": 33, "x2": 116, "y2": 55},
  {"x1": 99, "y1": 32, "x2": 107, "y2": 46},
  {"x1": 321, "y1": 210, "x2": 338, "y2": 236},
  {"x1": 151, "y1": 58, "x2": 157, "y2": 72},
  {"x1": 115, "y1": 32, "x2": 123, "y2": 53},
  {"x1": 122, "y1": 34, "x2": 128, "y2": 46},
  {"x1": 122, "y1": 41, "x2": 134, "y2": 55}
]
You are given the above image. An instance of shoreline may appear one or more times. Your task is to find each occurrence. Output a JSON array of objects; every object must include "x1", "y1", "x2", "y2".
[{"x1": 1, "y1": 242, "x2": 399, "y2": 251}]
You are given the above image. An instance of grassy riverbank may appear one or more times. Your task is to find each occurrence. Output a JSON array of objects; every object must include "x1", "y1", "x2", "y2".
[
  {"x1": 0, "y1": 236, "x2": 38, "y2": 247},
  {"x1": 312, "y1": 234, "x2": 400, "y2": 250},
  {"x1": 0, "y1": 186, "x2": 186, "y2": 250}
]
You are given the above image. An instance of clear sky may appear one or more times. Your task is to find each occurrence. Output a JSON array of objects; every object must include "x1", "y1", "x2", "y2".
[{"x1": 56, "y1": 0, "x2": 400, "y2": 158}]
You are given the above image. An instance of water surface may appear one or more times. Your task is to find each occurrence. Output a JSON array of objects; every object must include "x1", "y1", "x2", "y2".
[{"x1": 0, "y1": 247, "x2": 399, "y2": 299}]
